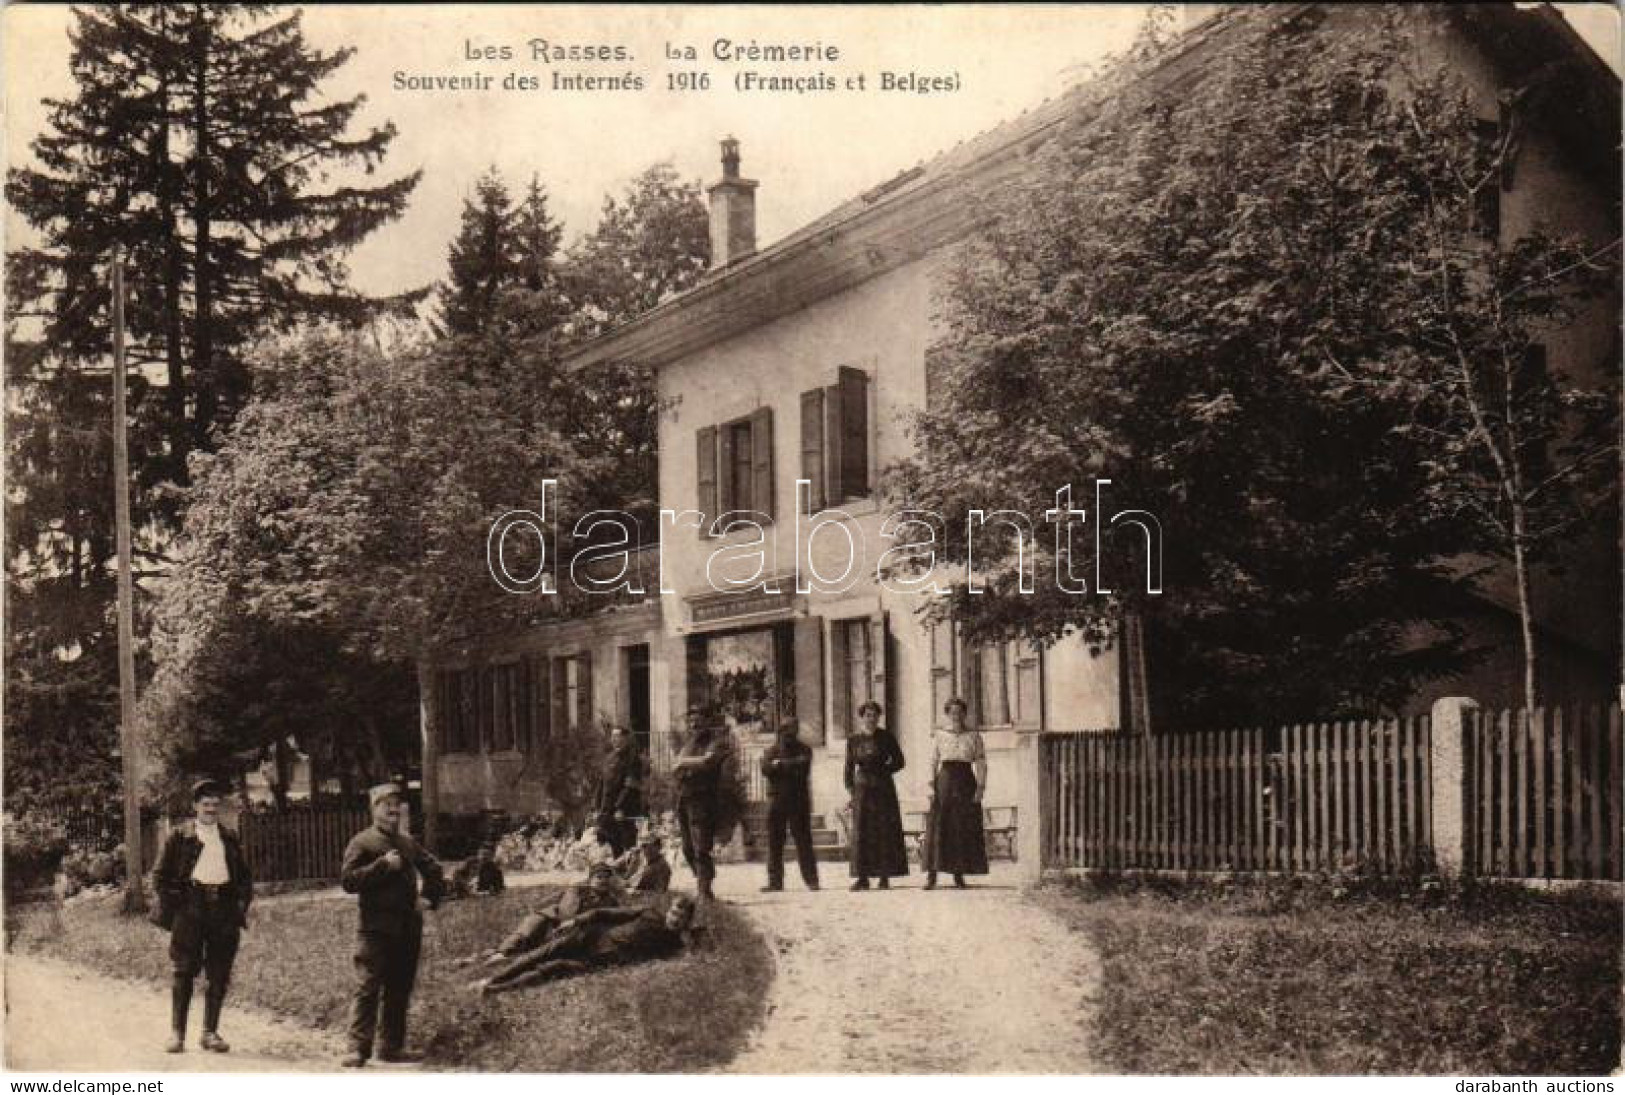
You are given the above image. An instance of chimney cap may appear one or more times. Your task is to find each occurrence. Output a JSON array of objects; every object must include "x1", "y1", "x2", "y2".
[{"x1": 720, "y1": 136, "x2": 741, "y2": 180}]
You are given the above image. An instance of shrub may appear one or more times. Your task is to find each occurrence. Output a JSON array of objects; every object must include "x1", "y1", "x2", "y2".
[{"x1": 3, "y1": 811, "x2": 69, "y2": 902}]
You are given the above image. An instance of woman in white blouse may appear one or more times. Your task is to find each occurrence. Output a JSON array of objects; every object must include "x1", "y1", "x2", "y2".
[{"x1": 922, "y1": 697, "x2": 989, "y2": 889}]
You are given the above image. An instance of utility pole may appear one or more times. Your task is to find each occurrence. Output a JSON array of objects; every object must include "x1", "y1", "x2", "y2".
[{"x1": 111, "y1": 244, "x2": 146, "y2": 913}]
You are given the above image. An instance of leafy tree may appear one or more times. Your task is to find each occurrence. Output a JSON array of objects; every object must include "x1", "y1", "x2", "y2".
[
  {"x1": 563, "y1": 161, "x2": 710, "y2": 337},
  {"x1": 6, "y1": 5, "x2": 421, "y2": 802},
  {"x1": 888, "y1": 7, "x2": 1609, "y2": 728}
]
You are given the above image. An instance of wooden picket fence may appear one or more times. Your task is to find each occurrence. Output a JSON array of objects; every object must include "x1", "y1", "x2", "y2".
[
  {"x1": 1465, "y1": 704, "x2": 1622, "y2": 881},
  {"x1": 234, "y1": 806, "x2": 372, "y2": 882},
  {"x1": 1041, "y1": 703, "x2": 1622, "y2": 881}
]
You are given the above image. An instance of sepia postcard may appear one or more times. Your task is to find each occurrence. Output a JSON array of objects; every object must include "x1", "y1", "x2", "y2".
[{"x1": 3, "y1": 3, "x2": 1622, "y2": 1087}]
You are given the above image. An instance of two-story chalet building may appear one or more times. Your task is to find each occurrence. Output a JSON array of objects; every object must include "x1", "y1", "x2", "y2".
[{"x1": 419, "y1": 4, "x2": 1620, "y2": 851}]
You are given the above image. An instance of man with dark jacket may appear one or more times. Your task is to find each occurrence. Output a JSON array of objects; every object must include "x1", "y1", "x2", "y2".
[
  {"x1": 595, "y1": 727, "x2": 645, "y2": 856},
  {"x1": 476, "y1": 895, "x2": 696, "y2": 995},
  {"x1": 151, "y1": 778, "x2": 253, "y2": 1054},
  {"x1": 671, "y1": 708, "x2": 727, "y2": 902},
  {"x1": 760, "y1": 723, "x2": 820, "y2": 892},
  {"x1": 340, "y1": 783, "x2": 445, "y2": 1068}
]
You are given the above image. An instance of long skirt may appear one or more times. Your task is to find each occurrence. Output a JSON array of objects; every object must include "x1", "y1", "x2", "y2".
[
  {"x1": 848, "y1": 776, "x2": 909, "y2": 879},
  {"x1": 923, "y1": 761, "x2": 988, "y2": 875}
]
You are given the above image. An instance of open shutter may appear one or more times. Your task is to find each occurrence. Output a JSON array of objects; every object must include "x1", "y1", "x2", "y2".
[
  {"x1": 718, "y1": 423, "x2": 736, "y2": 515},
  {"x1": 1014, "y1": 641, "x2": 1043, "y2": 730},
  {"x1": 550, "y1": 656, "x2": 569, "y2": 736},
  {"x1": 531, "y1": 656, "x2": 551, "y2": 750},
  {"x1": 750, "y1": 407, "x2": 774, "y2": 521},
  {"x1": 685, "y1": 638, "x2": 709, "y2": 716},
  {"x1": 929, "y1": 618, "x2": 957, "y2": 729},
  {"x1": 577, "y1": 652, "x2": 594, "y2": 731},
  {"x1": 697, "y1": 426, "x2": 718, "y2": 536},
  {"x1": 870, "y1": 612, "x2": 890, "y2": 729},
  {"x1": 477, "y1": 666, "x2": 493, "y2": 753},
  {"x1": 837, "y1": 366, "x2": 869, "y2": 498},
  {"x1": 800, "y1": 388, "x2": 826, "y2": 514},
  {"x1": 793, "y1": 616, "x2": 825, "y2": 745}
]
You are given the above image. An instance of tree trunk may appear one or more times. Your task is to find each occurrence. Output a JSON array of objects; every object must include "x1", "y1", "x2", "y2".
[
  {"x1": 1509, "y1": 501, "x2": 1540, "y2": 714},
  {"x1": 270, "y1": 737, "x2": 291, "y2": 812},
  {"x1": 417, "y1": 662, "x2": 440, "y2": 853},
  {"x1": 190, "y1": 10, "x2": 215, "y2": 452},
  {"x1": 158, "y1": 6, "x2": 189, "y2": 481}
]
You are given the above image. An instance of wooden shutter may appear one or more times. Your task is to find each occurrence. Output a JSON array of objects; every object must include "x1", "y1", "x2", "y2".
[
  {"x1": 929, "y1": 618, "x2": 957, "y2": 729},
  {"x1": 750, "y1": 406, "x2": 774, "y2": 521},
  {"x1": 870, "y1": 613, "x2": 890, "y2": 729},
  {"x1": 696, "y1": 426, "x2": 718, "y2": 536},
  {"x1": 532, "y1": 656, "x2": 551, "y2": 750},
  {"x1": 477, "y1": 665, "x2": 493, "y2": 753},
  {"x1": 577, "y1": 652, "x2": 594, "y2": 731},
  {"x1": 718, "y1": 422, "x2": 737, "y2": 515},
  {"x1": 837, "y1": 367, "x2": 869, "y2": 498},
  {"x1": 1014, "y1": 641, "x2": 1043, "y2": 730},
  {"x1": 551, "y1": 656, "x2": 569, "y2": 735},
  {"x1": 793, "y1": 616, "x2": 825, "y2": 745},
  {"x1": 800, "y1": 388, "x2": 826, "y2": 513}
]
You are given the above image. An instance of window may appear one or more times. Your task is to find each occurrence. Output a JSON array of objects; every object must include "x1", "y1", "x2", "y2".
[
  {"x1": 829, "y1": 615, "x2": 886, "y2": 739},
  {"x1": 489, "y1": 661, "x2": 528, "y2": 753},
  {"x1": 1471, "y1": 117, "x2": 1504, "y2": 242},
  {"x1": 928, "y1": 615, "x2": 1043, "y2": 731},
  {"x1": 799, "y1": 366, "x2": 869, "y2": 513},
  {"x1": 439, "y1": 667, "x2": 478, "y2": 754},
  {"x1": 697, "y1": 407, "x2": 775, "y2": 533},
  {"x1": 551, "y1": 652, "x2": 593, "y2": 735}
]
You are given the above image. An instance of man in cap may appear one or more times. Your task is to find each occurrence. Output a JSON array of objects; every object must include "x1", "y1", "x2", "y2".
[
  {"x1": 671, "y1": 706, "x2": 727, "y2": 902},
  {"x1": 475, "y1": 894, "x2": 698, "y2": 995},
  {"x1": 454, "y1": 859, "x2": 625, "y2": 970},
  {"x1": 339, "y1": 783, "x2": 445, "y2": 1068},
  {"x1": 759, "y1": 721, "x2": 820, "y2": 892},
  {"x1": 594, "y1": 726, "x2": 645, "y2": 856},
  {"x1": 150, "y1": 778, "x2": 253, "y2": 1054},
  {"x1": 615, "y1": 832, "x2": 672, "y2": 894}
]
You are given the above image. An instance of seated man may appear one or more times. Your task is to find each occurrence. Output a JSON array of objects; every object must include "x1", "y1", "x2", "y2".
[
  {"x1": 448, "y1": 842, "x2": 506, "y2": 899},
  {"x1": 476, "y1": 895, "x2": 697, "y2": 996},
  {"x1": 454, "y1": 862, "x2": 625, "y2": 968},
  {"x1": 614, "y1": 833, "x2": 672, "y2": 894}
]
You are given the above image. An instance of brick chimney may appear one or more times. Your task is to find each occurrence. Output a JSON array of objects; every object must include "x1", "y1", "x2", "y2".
[{"x1": 707, "y1": 137, "x2": 757, "y2": 269}]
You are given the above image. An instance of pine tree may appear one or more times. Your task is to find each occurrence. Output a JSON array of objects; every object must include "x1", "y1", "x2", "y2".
[{"x1": 5, "y1": 4, "x2": 421, "y2": 801}]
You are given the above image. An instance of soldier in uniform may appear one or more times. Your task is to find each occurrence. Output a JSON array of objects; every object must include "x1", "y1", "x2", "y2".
[
  {"x1": 671, "y1": 707, "x2": 727, "y2": 902},
  {"x1": 475, "y1": 895, "x2": 697, "y2": 995},
  {"x1": 151, "y1": 778, "x2": 253, "y2": 1054},
  {"x1": 339, "y1": 783, "x2": 445, "y2": 1067},
  {"x1": 455, "y1": 861, "x2": 625, "y2": 969},
  {"x1": 759, "y1": 722, "x2": 820, "y2": 892},
  {"x1": 616, "y1": 832, "x2": 673, "y2": 894},
  {"x1": 594, "y1": 726, "x2": 645, "y2": 856}
]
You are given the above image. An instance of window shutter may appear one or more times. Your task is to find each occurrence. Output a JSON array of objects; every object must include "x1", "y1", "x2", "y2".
[
  {"x1": 750, "y1": 406, "x2": 774, "y2": 521},
  {"x1": 800, "y1": 388, "x2": 826, "y2": 514},
  {"x1": 718, "y1": 422, "x2": 737, "y2": 515},
  {"x1": 793, "y1": 616, "x2": 825, "y2": 745},
  {"x1": 550, "y1": 656, "x2": 568, "y2": 736},
  {"x1": 477, "y1": 666, "x2": 494, "y2": 753},
  {"x1": 697, "y1": 426, "x2": 718, "y2": 535},
  {"x1": 492, "y1": 664, "x2": 511, "y2": 751},
  {"x1": 685, "y1": 638, "x2": 709, "y2": 715},
  {"x1": 929, "y1": 618, "x2": 957, "y2": 729},
  {"x1": 577, "y1": 652, "x2": 594, "y2": 731},
  {"x1": 837, "y1": 366, "x2": 869, "y2": 498},
  {"x1": 870, "y1": 612, "x2": 889, "y2": 728},
  {"x1": 532, "y1": 656, "x2": 550, "y2": 750},
  {"x1": 1014, "y1": 642, "x2": 1043, "y2": 730}
]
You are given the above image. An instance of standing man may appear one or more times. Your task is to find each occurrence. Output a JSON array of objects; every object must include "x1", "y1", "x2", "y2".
[
  {"x1": 151, "y1": 779, "x2": 253, "y2": 1054},
  {"x1": 671, "y1": 706, "x2": 727, "y2": 902},
  {"x1": 595, "y1": 726, "x2": 644, "y2": 856},
  {"x1": 759, "y1": 722, "x2": 819, "y2": 892},
  {"x1": 340, "y1": 783, "x2": 445, "y2": 1068}
]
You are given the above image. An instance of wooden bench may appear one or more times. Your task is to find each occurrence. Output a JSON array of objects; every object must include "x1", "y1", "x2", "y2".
[{"x1": 902, "y1": 806, "x2": 1019, "y2": 861}]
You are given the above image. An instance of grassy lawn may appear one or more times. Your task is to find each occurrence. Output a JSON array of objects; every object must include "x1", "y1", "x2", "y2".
[
  {"x1": 10, "y1": 885, "x2": 773, "y2": 1071},
  {"x1": 1037, "y1": 874, "x2": 1621, "y2": 1075}
]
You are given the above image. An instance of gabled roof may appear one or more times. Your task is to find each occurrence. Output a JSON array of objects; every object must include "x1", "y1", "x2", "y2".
[{"x1": 563, "y1": 3, "x2": 1619, "y2": 373}]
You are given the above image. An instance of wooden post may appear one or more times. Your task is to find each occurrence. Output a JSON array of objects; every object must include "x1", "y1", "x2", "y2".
[
  {"x1": 1429, "y1": 696, "x2": 1478, "y2": 878},
  {"x1": 1014, "y1": 729, "x2": 1044, "y2": 887},
  {"x1": 418, "y1": 660, "x2": 441, "y2": 854},
  {"x1": 110, "y1": 247, "x2": 146, "y2": 914}
]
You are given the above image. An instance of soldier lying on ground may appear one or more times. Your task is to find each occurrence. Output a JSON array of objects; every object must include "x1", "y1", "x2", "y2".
[
  {"x1": 452, "y1": 862, "x2": 625, "y2": 969},
  {"x1": 474, "y1": 894, "x2": 697, "y2": 995}
]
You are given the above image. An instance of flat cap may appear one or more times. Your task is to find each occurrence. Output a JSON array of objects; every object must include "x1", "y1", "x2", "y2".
[
  {"x1": 368, "y1": 782, "x2": 404, "y2": 807},
  {"x1": 191, "y1": 778, "x2": 227, "y2": 802}
]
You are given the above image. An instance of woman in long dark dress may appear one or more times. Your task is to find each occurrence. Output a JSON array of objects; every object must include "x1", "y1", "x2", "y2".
[
  {"x1": 923, "y1": 696, "x2": 989, "y2": 889},
  {"x1": 843, "y1": 700, "x2": 908, "y2": 890}
]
